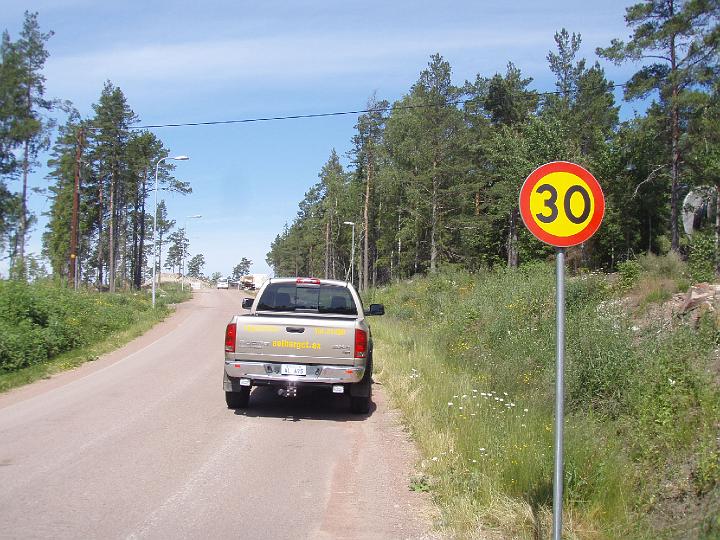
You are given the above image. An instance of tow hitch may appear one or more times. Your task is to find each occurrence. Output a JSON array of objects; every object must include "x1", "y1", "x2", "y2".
[{"x1": 277, "y1": 383, "x2": 298, "y2": 398}]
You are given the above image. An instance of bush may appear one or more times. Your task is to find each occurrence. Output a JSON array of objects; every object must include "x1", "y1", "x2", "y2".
[
  {"x1": 688, "y1": 232, "x2": 716, "y2": 283},
  {"x1": 617, "y1": 258, "x2": 643, "y2": 290},
  {"x1": 0, "y1": 281, "x2": 188, "y2": 374}
]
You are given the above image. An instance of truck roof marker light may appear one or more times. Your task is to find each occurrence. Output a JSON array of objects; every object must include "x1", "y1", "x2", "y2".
[
  {"x1": 225, "y1": 322, "x2": 237, "y2": 353},
  {"x1": 296, "y1": 277, "x2": 321, "y2": 285},
  {"x1": 354, "y1": 329, "x2": 367, "y2": 359}
]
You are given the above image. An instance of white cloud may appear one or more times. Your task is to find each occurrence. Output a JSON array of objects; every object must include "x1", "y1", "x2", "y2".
[{"x1": 45, "y1": 28, "x2": 555, "y2": 92}]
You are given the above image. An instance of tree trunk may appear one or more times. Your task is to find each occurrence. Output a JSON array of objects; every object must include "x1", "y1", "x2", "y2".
[
  {"x1": 669, "y1": 1, "x2": 681, "y2": 253},
  {"x1": 716, "y1": 185, "x2": 720, "y2": 272},
  {"x1": 430, "y1": 162, "x2": 439, "y2": 273},
  {"x1": 324, "y1": 220, "x2": 330, "y2": 279},
  {"x1": 69, "y1": 128, "x2": 83, "y2": 287},
  {"x1": 362, "y1": 160, "x2": 372, "y2": 292},
  {"x1": 97, "y1": 181, "x2": 105, "y2": 286},
  {"x1": 135, "y1": 169, "x2": 147, "y2": 289},
  {"x1": 109, "y1": 171, "x2": 116, "y2": 292},
  {"x1": 14, "y1": 140, "x2": 31, "y2": 277},
  {"x1": 507, "y1": 206, "x2": 519, "y2": 268}
]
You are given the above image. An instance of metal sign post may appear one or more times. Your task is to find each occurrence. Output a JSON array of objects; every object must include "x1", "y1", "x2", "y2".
[
  {"x1": 553, "y1": 247, "x2": 565, "y2": 540},
  {"x1": 518, "y1": 162, "x2": 605, "y2": 540}
]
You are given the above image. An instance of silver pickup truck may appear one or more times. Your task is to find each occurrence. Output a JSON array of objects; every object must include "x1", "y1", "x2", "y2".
[{"x1": 223, "y1": 277, "x2": 385, "y2": 413}]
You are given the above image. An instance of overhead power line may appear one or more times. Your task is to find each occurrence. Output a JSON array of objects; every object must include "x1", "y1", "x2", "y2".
[{"x1": 131, "y1": 83, "x2": 627, "y2": 130}]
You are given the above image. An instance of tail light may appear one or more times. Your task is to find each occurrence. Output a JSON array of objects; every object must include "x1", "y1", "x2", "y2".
[
  {"x1": 225, "y1": 323, "x2": 236, "y2": 353},
  {"x1": 354, "y1": 329, "x2": 367, "y2": 359}
]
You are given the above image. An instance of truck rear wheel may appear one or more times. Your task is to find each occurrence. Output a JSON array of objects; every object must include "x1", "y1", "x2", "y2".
[
  {"x1": 226, "y1": 387, "x2": 250, "y2": 409},
  {"x1": 350, "y1": 395, "x2": 370, "y2": 414}
]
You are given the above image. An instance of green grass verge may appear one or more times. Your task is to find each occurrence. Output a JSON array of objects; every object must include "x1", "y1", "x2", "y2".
[
  {"x1": 0, "y1": 281, "x2": 191, "y2": 393},
  {"x1": 368, "y1": 263, "x2": 720, "y2": 539}
]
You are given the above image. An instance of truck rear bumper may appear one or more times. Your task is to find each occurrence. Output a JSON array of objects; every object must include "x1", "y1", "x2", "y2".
[{"x1": 224, "y1": 360, "x2": 365, "y2": 390}]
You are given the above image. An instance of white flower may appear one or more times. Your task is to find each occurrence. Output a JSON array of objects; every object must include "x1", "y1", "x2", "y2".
[
  {"x1": 448, "y1": 402, "x2": 454, "y2": 407},
  {"x1": 479, "y1": 447, "x2": 486, "y2": 452},
  {"x1": 472, "y1": 459, "x2": 477, "y2": 463},
  {"x1": 432, "y1": 456, "x2": 438, "y2": 461},
  {"x1": 462, "y1": 394, "x2": 467, "y2": 399},
  {"x1": 523, "y1": 408, "x2": 529, "y2": 412},
  {"x1": 459, "y1": 406, "x2": 464, "y2": 410}
]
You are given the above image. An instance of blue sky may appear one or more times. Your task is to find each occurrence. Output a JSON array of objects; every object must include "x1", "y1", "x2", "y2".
[{"x1": 2, "y1": 0, "x2": 643, "y2": 278}]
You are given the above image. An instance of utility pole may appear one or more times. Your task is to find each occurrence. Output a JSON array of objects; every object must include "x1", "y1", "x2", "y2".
[{"x1": 69, "y1": 126, "x2": 84, "y2": 289}]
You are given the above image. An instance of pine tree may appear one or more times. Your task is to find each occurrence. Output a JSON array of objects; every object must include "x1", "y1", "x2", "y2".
[
  {"x1": 598, "y1": 0, "x2": 720, "y2": 252},
  {"x1": 4, "y1": 12, "x2": 54, "y2": 278}
]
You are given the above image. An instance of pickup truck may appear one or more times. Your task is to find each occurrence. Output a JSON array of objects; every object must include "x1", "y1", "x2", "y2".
[{"x1": 223, "y1": 277, "x2": 385, "y2": 414}]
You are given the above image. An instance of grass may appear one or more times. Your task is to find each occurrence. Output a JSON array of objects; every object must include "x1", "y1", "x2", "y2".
[
  {"x1": 0, "y1": 281, "x2": 191, "y2": 393},
  {"x1": 368, "y1": 261, "x2": 720, "y2": 539}
]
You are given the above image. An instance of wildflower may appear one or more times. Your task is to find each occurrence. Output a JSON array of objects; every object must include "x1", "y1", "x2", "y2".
[
  {"x1": 479, "y1": 447, "x2": 486, "y2": 452},
  {"x1": 472, "y1": 459, "x2": 477, "y2": 463},
  {"x1": 462, "y1": 394, "x2": 467, "y2": 399},
  {"x1": 459, "y1": 407, "x2": 464, "y2": 410},
  {"x1": 523, "y1": 408, "x2": 528, "y2": 412},
  {"x1": 668, "y1": 378, "x2": 676, "y2": 386},
  {"x1": 432, "y1": 456, "x2": 438, "y2": 461},
  {"x1": 448, "y1": 402, "x2": 454, "y2": 407}
]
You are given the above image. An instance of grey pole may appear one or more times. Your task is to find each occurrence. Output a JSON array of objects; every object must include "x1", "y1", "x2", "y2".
[{"x1": 553, "y1": 247, "x2": 566, "y2": 540}]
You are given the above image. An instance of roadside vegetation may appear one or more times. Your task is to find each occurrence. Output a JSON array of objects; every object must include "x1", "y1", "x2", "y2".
[
  {"x1": 0, "y1": 280, "x2": 190, "y2": 393},
  {"x1": 368, "y1": 257, "x2": 720, "y2": 539}
]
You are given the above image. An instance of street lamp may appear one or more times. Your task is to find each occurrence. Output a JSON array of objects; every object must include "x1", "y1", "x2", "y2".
[
  {"x1": 343, "y1": 221, "x2": 355, "y2": 287},
  {"x1": 152, "y1": 155, "x2": 189, "y2": 308},
  {"x1": 182, "y1": 214, "x2": 202, "y2": 291}
]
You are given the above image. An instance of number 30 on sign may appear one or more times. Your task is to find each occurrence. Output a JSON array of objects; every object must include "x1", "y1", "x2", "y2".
[{"x1": 519, "y1": 161, "x2": 605, "y2": 247}]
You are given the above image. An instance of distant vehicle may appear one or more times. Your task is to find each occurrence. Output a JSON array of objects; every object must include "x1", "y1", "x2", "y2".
[
  {"x1": 216, "y1": 279, "x2": 229, "y2": 289},
  {"x1": 240, "y1": 273, "x2": 270, "y2": 290},
  {"x1": 223, "y1": 277, "x2": 385, "y2": 413}
]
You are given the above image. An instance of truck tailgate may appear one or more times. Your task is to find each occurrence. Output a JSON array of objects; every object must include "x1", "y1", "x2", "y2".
[{"x1": 232, "y1": 316, "x2": 357, "y2": 366}]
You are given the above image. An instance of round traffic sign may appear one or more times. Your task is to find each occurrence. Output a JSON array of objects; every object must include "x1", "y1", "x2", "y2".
[{"x1": 519, "y1": 161, "x2": 604, "y2": 247}]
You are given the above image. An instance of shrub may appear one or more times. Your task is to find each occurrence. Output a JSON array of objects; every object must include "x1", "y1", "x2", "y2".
[
  {"x1": 688, "y1": 232, "x2": 716, "y2": 283},
  {"x1": 617, "y1": 258, "x2": 643, "y2": 290}
]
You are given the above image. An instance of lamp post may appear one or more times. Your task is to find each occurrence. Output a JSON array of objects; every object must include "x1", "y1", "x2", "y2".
[
  {"x1": 343, "y1": 221, "x2": 355, "y2": 287},
  {"x1": 152, "y1": 155, "x2": 189, "y2": 308},
  {"x1": 182, "y1": 214, "x2": 202, "y2": 291}
]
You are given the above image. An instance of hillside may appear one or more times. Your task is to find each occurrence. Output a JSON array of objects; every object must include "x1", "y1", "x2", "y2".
[{"x1": 367, "y1": 256, "x2": 720, "y2": 539}]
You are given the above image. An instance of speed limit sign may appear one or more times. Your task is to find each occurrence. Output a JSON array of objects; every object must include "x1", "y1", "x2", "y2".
[
  {"x1": 518, "y1": 161, "x2": 604, "y2": 540},
  {"x1": 519, "y1": 161, "x2": 604, "y2": 247}
]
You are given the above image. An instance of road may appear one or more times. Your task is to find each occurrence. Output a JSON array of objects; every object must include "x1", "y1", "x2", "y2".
[{"x1": 0, "y1": 289, "x2": 436, "y2": 539}]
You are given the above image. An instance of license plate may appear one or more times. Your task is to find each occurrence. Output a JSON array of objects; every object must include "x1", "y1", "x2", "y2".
[{"x1": 281, "y1": 364, "x2": 306, "y2": 376}]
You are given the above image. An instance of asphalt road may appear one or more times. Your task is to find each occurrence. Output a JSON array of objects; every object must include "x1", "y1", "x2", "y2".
[{"x1": 0, "y1": 289, "x2": 436, "y2": 540}]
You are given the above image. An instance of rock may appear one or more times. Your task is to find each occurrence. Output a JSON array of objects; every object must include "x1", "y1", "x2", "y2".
[{"x1": 681, "y1": 283, "x2": 716, "y2": 313}]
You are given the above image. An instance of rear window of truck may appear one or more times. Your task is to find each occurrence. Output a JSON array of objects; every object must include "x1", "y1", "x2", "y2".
[{"x1": 256, "y1": 283, "x2": 357, "y2": 315}]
